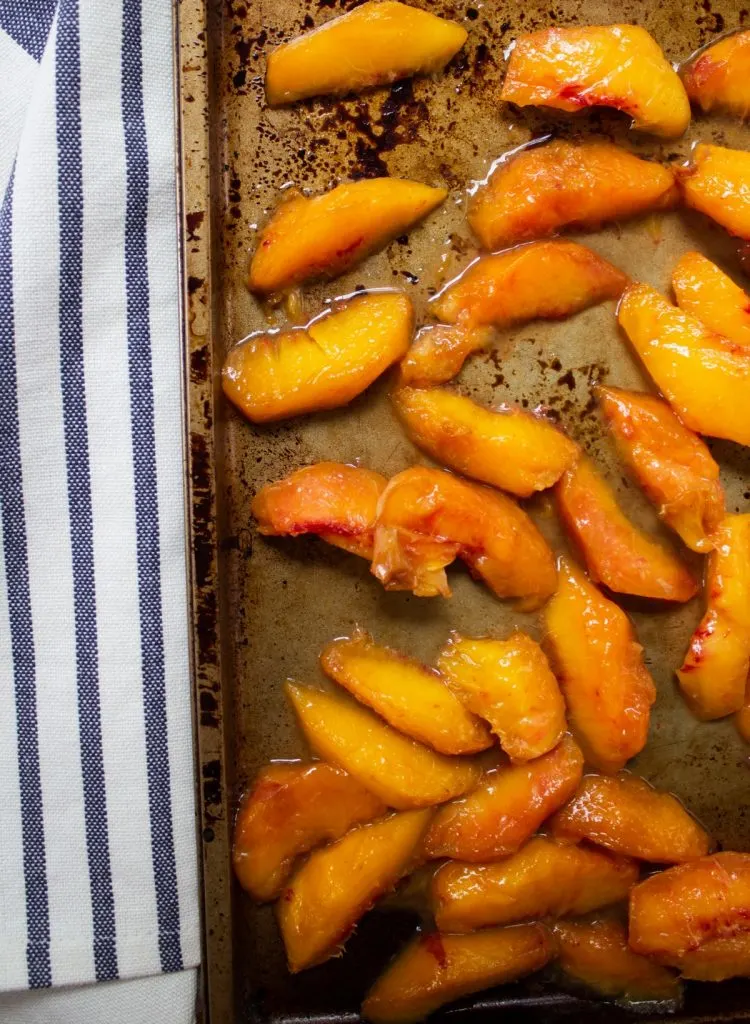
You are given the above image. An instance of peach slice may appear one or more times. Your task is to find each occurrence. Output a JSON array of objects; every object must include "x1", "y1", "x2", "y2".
[
  {"x1": 433, "y1": 836, "x2": 639, "y2": 932},
  {"x1": 422, "y1": 735, "x2": 583, "y2": 862},
  {"x1": 618, "y1": 282, "x2": 750, "y2": 447},
  {"x1": 468, "y1": 140, "x2": 678, "y2": 250},
  {"x1": 285, "y1": 682, "x2": 481, "y2": 809},
  {"x1": 265, "y1": 1, "x2": 467, "y2": 106},
  {"x1": 682, "y1": 31, "x2": 750, "y2": 118},
  {"x1": 550, "y1": 773, "x2": 711, "y2": 863},
  {"x1": 431, "y1": 241, "x2": 628, "y2": 329},
  {"x1": 398, "y1": 324, "x2": 494, "y2": 388},
  {"x1": 249, "y1": 180, "x2": 446, "y2": 294},
  {"x1": 361, "y1": 924, "x2": 554, "y2": 1024},
  {"x1": 629, "y1": 852, "x2": 750, "y2": 980},
  {"x1": 556, "y1": 456, "x2": 698, "y2": 602},
  {"x1": 278, "y1": 808, "x2": 432, "y2": 972},
  {"x1": 678, "y1": 143, "x2": 750, "y2": 240},
  {"x1": 232, "y1": 762, "x2": 387, "y2": 901},
  {"x1": 393, "y1": 386, "x2": 579, "y2": 498},
  {"x1": 252, "y1": 462, "x2": 387, "y2": 559},
  {"x1": 319, "y1": 631, "x2": 492, "y2": 756},
  {"x1": 435, "y1": 632, "x2": 567, "y2": 762},
  {"x1": 677, "y1": 514, "x2": 750, "y2": 720},
  {"x1": 552, "y1": 917, "x2": 682, "y2": 1003},
  {"x1": 597, "y1": 385, "x2": 724, "y2": 554},
  {"x1": 223, "y1": 292, "x2": 413, "y2": 423},
  {"x1": 501, "y1": 25, "x2": 690, "y2": 137},
  {"x1": 543, "y1": 558, "x2": 656, "y2": 773},
  {"x1": 672, "y1": 250, "x2": 750, "y2": 348},
  {"x1": 372, "y1": 466, "x2": 557, "y2": 608},
  {"x1": 737, "y1": 704, "x2": 750, "y2": 743}
]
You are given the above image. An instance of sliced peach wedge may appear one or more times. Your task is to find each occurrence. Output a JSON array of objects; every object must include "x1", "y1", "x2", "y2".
[
  {"x1": 249, "y1": 179, "x2": 446, "y2": 294},
  {"x1": 672, "y1": 250, "x2": 750, "y2": 349},
  {"x1": 223, "y1": 292, "x2": 413, "y2": 423},
  {"x1": 398, "y1": 323, "x2": 494, "y2": 388},
  {"x1": 468, "y1": 140, "x2": 678, "y2": 250},
  {"x1": 618, "y1": 282, "x2": 750, "y2": 447},
  {"x1": 597, "y1": 386, "x2": 725, "y2": 554},
  {"x1": 500, "y1": 25, "x2": 691, "y2": 138},
  {"x1": 265, "y1": 1, "x2": 467, "y2": 106},
  {"x1": 544, "y1": 558, "x2": 656, "y2": 773},
  {"x1": 678, "y1": 514, "x2": 750, "y2": 720},
  {"x1": 431, "y1": 240, "x2": 628, "y2": 329},
  {"x1": 678, "y1": 143, "x2": 750, "y2": 240},
  {"x1": 682, "y1": 30, "x2": 750, "y2": 118},
  {"x1": 556, "y1": 456, "x2": 698, "y2": 602}
]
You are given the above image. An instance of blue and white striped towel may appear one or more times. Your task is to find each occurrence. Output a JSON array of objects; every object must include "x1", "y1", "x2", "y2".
[{"x1": 0, "y1": 0, "x2": 200, "y2": 1011}]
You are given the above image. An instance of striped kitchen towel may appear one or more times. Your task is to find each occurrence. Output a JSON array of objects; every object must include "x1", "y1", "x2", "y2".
[{"x1": 0, "y1": 0, "x2": 200, "y2": 993}]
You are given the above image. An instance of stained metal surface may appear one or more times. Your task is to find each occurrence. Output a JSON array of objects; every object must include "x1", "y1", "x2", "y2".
[{"x1": 178, "y1": 0, "x2": 750, "y2": 1020}]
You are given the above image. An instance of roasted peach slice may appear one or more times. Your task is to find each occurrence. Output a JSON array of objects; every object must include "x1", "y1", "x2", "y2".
[
  {"x1": 556, "y1": 456, "x2": 698, "y2": 602},
  {"x1": 433, "y1": 836, "x2": 638, "y2": 932},
  {"x1": 265, "y1": 1, "x2": 467, "y2": 106},
  {"x1": 629, "y1": 852, "x2": 750, "y2": 980},
  {"x1": 682, "y1": 31, "x2": 750, "y2": 118},
  {"x1": 423, "y1": 735, "x2": 583, "y2": 862},
  {"x1": 223, "y1": 292, "x2": 413, "y2": 423},
  {"x1": 398, "y1": 323, "x2": 493, "y2": 387},
  {"x1": 362, "y1": 924, "x2": 554, "y2": 1024},
  {"x1": 552, "y1": 917, "x2": 682, "y2": 1003},
  {"x1": 372, "y1": 466, "x2": 557, "y2": 608},
  {"x1": 319, "y1": 631, "x2": 492, "y2": 756},
  {"x1": 252, "y1": 462, "x2": 387, "y2": 559},
  {"x1": 436, "y1": 632, "x2": 567, "y2": 762},
  {"x1": 677, "y1": 514, "x2": 750, "y2": 720},
  {"x1": 672, "y1": 250, "x2": 750, "y2": 348},
  {"x1": 679, "y1": 144, "x2": 750, "y2": 240},
  {"x1": 393, "y1": 387, "x2": 579, "y2": 498},
  {"x1": 431, "y1": 241, "x2": 627, "y2": 329},
  {"x1": 468, "y1": 140, "x2": 678, "y2": 250},
  {"x1": 278, "y1": 808, "x2": 431, "y2": 972},
  {"x1": 500, "y1": 25, "x2": 691, "y2": 138},
  {"x1": 249, "y1": 180, "x2": 446, "y2": 294},
  {"x1": 550, "y1": 773, "x2": 711, "y2": 863},
  {"x1": 618, "y1": 282, "x2": 750, "y2": 447},
  {"x1": 597, "y1": 386, "x2": 724, "y2": 554},
  {"x1": 233, "y1": 762, "x2": 387, "y2": 901},
  {"x1": 285, "y1": 682, "x2": 480, "y2": 809},
  {"x1": 544, "y1": 558, "x2": 656, "y2": 773}
]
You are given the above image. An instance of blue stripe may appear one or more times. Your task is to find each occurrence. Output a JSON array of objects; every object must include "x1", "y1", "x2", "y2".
[
  {"x1": 0, "y1": 0, "x2": 56, "y2": 61},
  {"x1": 0, "y1": 173, "x2": 52, "y2": 989},
  {"x1": 122, "y1": 0, "x2": 183, "y2": 973},
  {"x1": 55, "y1": 0, "x2": 118, "y2": 982}
]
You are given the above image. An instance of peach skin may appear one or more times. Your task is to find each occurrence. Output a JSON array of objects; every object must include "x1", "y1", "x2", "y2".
[
  {"x1": 251, "y1": 462, "x2": 387, "y2": 559},
  {"x1": 319, "y1": 630, "x2": 492, "y2": 756},
  {"x1": 433, "y1": 836, "x2": 639, "y2": 932},
  {"x1": 398, "y1": 323, "x2": 493, "y2": 387},
  {"x1": 223, "y1": 292, "x2": 413, "y2": 423},
  {"x1": 232, "y1": 762, "x2": 387, "y2": 901},
  {"x1": 431, "y1": 241, "x2": 628, "y2": 329},
  {"x1": 468, "y1": 140, "x2": 678, "y2": 250},
  {"x1": 544, "y1": 558, "x2": 656, "y2": 773},
  {"x1": 672, "y1": 250, "x2": 750, "y2": 348},
  {"x1": 265, "y1": 1, "x2": 467, "y2": 106},
  {"x1": 550, "y1": 773, "x2": 711, "y2": 863},
  {"x1": 371, "y1": 466, "x2": 557, "y2": 607},
  {"x1": 422, "y1": 735, "x2": 583, "y2": 862},
  {"x1": 555, "y1": 456, "x2": 698, "y2": 602},
  {"x1": 597, "y1": 385, "x2": 725, "y2": 553},
  {"x1": 361, "y1": 924, "x2": 554, "y2": 1024},
  {"x1": 677, "y1": 514, "x2": 750, "y2": 720},
  {"x1": 618, "y1": 282, "x2": 750, "y2": 447},
  {"x1": 500, "y1": 25, "x2": 691, "y2": 138},
  {"x1": 682, "y1": 31, "x2": 750, "y2": 118},
  {"x1": 393, "y1": 386, "x2": 579, "y2": 498},
  {"x1": 278, "y1": 808, "x2": 432, "y2": 972},
  {"x1": 285, "y1": 682, "x2": 481, "y2": 809},
  {"x1": 678, "y1": 144, "x2": 750, "y2": 240},
  {"x1": 436, "y1": 632, "x2": 567, "y2": 762},
  {"x1": 249, "y1": 179, "x2": 446, "y2": 294}
]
